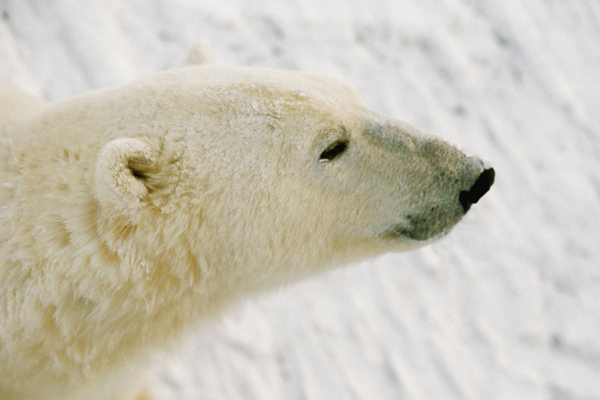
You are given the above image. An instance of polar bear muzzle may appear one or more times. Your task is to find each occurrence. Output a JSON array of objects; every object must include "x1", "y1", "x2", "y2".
[{"x1": 389, "y1": 166, "x2": 495, "y2": 241}]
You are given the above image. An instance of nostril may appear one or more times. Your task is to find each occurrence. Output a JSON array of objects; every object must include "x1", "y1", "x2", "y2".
[{"x1": 459, "y1": 168, "x2": 495, "y2": 213}]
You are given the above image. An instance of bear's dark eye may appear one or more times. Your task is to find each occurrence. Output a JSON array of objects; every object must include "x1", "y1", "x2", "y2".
[{"x1": 319, "y1": 140, "x2": 348, "y2": 162}]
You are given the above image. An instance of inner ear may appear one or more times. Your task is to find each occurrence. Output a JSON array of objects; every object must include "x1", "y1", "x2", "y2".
[
  {"x1": 128, "y1": 152, "x2": 157, "y2": 182},
  {"x1": 130, "y1": 165, "x2": 147, "y2": 180},
  {"x1": 95, "y1": 138, "x2": 158, "y2": 209}
]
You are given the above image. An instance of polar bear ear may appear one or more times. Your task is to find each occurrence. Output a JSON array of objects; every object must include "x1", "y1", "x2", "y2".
[
  {"x1": 178, "y1": 39, "x2": 215, "y2": 67},
  {"x1": 95, "y1": 138, "x2": 158, "y2": 209}
]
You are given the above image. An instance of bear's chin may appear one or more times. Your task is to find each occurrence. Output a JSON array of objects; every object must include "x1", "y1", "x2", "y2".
[{"x1": 382, "y1": 222, "x2": 455, "y2": 243}]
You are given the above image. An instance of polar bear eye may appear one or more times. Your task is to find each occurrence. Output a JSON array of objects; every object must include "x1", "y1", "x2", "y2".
[{"x1": 319, "y1": 140, "x2": 348, "y2": 162}]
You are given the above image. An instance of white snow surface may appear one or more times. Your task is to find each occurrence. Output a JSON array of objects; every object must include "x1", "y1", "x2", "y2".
[{"x1": 1, "y1": 1, "x2": 600, "y2": 399}]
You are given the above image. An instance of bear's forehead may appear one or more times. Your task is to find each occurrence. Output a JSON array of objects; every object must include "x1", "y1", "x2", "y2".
[{"x1": 160, "y1": 65, "x2": 365, "y2": 109}]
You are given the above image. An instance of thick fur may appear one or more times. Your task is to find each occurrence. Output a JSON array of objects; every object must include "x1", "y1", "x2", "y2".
[{"x1": 0, "y1": 46, "x2": 489, "y2": 399}]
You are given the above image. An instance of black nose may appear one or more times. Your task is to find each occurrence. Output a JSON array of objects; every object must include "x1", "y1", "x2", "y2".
[{"x1": 459, "y1": 168, "x2": 495, "y2": 212}]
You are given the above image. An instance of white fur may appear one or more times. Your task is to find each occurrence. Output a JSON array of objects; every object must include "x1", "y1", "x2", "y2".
[{"x1": 0, "y1": 44, "x2": 488, "y2": 399}]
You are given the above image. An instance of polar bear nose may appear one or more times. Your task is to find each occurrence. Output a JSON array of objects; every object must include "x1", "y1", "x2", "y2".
[{"x1": 459, "y1": 168, "x2": 495, "y2": 212}]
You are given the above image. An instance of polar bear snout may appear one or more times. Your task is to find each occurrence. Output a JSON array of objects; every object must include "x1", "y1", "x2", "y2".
[{"x1": 459, "y1": 167, "x2": 495, "y2": 213}]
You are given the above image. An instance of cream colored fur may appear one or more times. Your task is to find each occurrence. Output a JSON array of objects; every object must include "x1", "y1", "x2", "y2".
[{"x1": 0, "y1": 44, "x2": 488, "y2": 399}]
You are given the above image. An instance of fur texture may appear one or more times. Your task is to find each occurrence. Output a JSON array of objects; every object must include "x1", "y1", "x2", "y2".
[{"x1": 0, "y1": 45, "x2": 491, "y2": 399}]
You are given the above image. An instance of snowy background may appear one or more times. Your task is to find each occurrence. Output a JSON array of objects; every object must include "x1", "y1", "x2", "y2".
[{"x1": 1, "y1": 1, "x2": 600, "y2": 399}]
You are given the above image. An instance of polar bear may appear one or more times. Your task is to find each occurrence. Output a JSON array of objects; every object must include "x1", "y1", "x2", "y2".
[{"x1": 0, "y1": 43, "x2": 494, "y2": 400}]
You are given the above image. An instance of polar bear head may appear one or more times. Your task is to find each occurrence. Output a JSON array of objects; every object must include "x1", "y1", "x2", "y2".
[
  {"x1": 0, "y1": 54, "x2": 495, "y2": 398},
  {"x1": 92, "y1": 65, "x2": 494, "y2": 298}
]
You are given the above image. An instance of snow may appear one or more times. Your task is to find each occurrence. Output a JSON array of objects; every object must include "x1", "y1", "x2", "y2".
[{"x1": 1, "y1": 0, "x2": 599, "y2": 399}]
